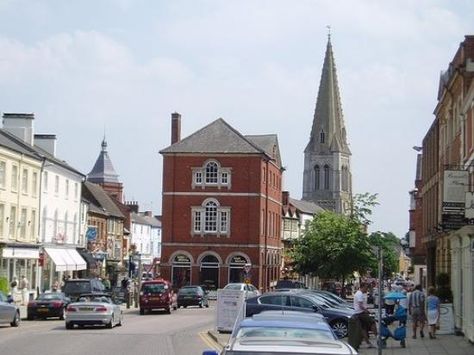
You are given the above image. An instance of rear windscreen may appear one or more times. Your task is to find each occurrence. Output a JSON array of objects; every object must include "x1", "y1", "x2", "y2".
[
  {"x1": 142, "y1": 284, "x2": 165, "y2": 294},
  {"x1": 63, "y1": 282, "x2": 90, "y2": 293}
]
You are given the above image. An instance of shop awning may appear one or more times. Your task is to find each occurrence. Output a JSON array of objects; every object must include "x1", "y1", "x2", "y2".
[
  {"x1": 44, "y1": 247, "x2": 87, "y2": 272},
  {"x1": 2, "y1": 247, "x2": 39, "y2": 259}
]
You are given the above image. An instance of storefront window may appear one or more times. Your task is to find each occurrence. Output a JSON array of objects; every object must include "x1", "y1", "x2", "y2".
[
  {"x1": 172, "y1": 254, "x2": 191, "y2": 289},
  {"x1": 228, "y1": 255, "x2": 248, "y2": 283}
]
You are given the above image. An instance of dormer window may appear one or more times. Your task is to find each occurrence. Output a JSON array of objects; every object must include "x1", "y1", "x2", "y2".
[
  {"x1": 192, "y1": 160, "x2": 232, "y2": 189},
  {"x1": 320, "y1": 130, "x2": 325, "y2": 143}
]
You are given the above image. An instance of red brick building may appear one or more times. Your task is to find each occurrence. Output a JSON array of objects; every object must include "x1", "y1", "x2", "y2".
[{"x1": 159, "y1": 113, "x2": 283, "y2": 291}]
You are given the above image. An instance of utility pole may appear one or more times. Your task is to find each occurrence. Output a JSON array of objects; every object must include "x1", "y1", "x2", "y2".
[{"x1": 377, "y1": 247, "x2": 383, "y2": 355}]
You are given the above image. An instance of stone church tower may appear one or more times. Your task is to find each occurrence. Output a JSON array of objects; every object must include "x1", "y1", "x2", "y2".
[{"x1": 302, "y1": 35, "x2": 352, "y2": 214}]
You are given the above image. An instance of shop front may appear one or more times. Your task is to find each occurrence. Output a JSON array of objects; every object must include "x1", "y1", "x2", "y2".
[
  {"x1": 42, "y1": 247, "x2": 87, "y2": 292},
  {"x1": 0, "y1": 245, "x2": 39, "y2": 302}
]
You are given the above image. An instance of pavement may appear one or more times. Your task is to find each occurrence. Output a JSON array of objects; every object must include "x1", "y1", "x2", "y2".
[{"x1": 207, "y1": 325, "x2": 473, "y2": 354}]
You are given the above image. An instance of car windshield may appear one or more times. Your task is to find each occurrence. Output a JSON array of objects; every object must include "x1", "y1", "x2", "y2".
[
  {"x1": 179, "y1": 288, "x2": 199, "y2": 294},
  {"x1": 224, "y1": 284, "x2": 242, "y2": 290},
  {"x1": 38, "y1": 293, "x2": 62, "y2": 301},
  {"x1": 142, "y1": 284, "x2": 165, "y2": 293},
  {"x1": 236, "y1": 326, "x2": 334, "y2": 340}
]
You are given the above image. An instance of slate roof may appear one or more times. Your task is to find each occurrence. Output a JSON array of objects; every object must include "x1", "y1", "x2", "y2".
[
  {"x1": 160, "y1": 119, "x2": 280, "y2": 165},
  {"x1": 245, "y1": 134, "x2": 282, "y2": 167},
  {"x1": 289, "y1": 197, "x2": 325, "y2": 215},
  {"x1": 87, "y1": 138, "x2": 120, "y2": 183},
  {"x1": 0, "y1": 128, "x2": 85, "y2": 177},
  {"x1": 138, "y1": 213, "x2": 162, "y2": 228},
  {"x1": 83, "y1": 181, "x2": 124, "y2": 218}
]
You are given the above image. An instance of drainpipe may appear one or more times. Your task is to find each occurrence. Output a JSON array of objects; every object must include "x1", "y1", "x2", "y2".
[{"x1": 264, "y1": 159, "x2": 269, "y2": 291}]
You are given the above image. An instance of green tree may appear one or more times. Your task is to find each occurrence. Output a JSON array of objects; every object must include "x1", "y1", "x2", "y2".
[
  {"x1": 351, "y1": 192, "x2": 379, "y2": 225},
  {"x1": 291, "y1": 211, "x2": 373, "y2": 283},
  {"x1": 367, "y1": 231, "x2": 400, "y2": 278}
]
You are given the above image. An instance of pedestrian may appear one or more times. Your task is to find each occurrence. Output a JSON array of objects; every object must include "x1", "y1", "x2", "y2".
[
  {"x1": 408, "y1": 284, "x2": 426, "y2": 339},
  {"x1": 426, "y1": 286, "x2": 440, "y2": 339},
  {"x1": 384, "y1": 284, "x2": 396, "y2": 315},
  {"x1": 10, "y1": 276, "x2": 18, "y2": 293},
  {"x1": 52, "y1": 279, "x2": 60, "y2": 292},
  {"x1": 19, "y1": 275, "x2": 29, "y2": 305},
  {"x1": 102, "y1": 275, "x2": 111, "y2": 290},
  {"x1": 353, "y1": 282, "x2": 377, "y2": 348}
]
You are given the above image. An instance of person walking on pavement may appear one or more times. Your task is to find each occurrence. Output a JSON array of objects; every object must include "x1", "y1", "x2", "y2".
[
  {"x1": 20, "y1": 275, "x2": 29, "y2": 305},
  {"x1": 408, "y1": 284, "x2": 426, "y2": 339},
  {"x1": 353, "y1": 282, "x2": 377, "y2": 348},
  {"x1": 426, "y1": 286, "x2": 440, "y2": 339}
]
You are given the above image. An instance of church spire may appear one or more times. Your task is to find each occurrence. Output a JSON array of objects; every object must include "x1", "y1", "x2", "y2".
[
  {"x1": 302, "y1": 34, "x2": 352, "y2": 214},
  {"x1": 305, "y1": 34, "x2": 350, "y2": 155}
]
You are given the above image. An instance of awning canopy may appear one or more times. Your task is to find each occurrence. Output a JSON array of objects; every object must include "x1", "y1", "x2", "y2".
[
  {"x1": 44, "y1": 247, "x2": 87, "y2": 272},
  {"x1": 2, "y1": 247, "x2": 39, "y2": 259}
]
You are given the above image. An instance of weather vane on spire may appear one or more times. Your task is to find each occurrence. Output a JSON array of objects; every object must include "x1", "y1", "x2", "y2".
[{"x1": 326, "y1": 25, "x2": 331, "y2": 40}]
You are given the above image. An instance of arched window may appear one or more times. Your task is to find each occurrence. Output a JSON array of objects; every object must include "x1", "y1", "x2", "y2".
[
  {"x1": 324, "y1": 165, "x2": 330, "y2": 189},
  {"x1": 205, "y1": 201, "x2": 218, "y2": 232},
  {"x1": 205, "y1": 162, "x2": 218, "y2": 184},
  {"x1": 314, "y1": 165, "x2": 320, "y2": 190},
  {"x1": 320, "y1": 130, "x2": 325, "y2": 143}
]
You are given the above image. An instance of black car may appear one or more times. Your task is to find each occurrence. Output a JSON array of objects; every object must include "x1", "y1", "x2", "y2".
[
  {"x1": 62, "y1": 278, "x2": 106, "y2": 302},
  {"x1": 177, "y1": 286, "x2": 209, "y2": 308},
  {"x1": 27, "y1": 292, "x2": 71, "y2": 320},
  {"x1": 245, "y1": 292, "x2": 355, "y2": 337}
]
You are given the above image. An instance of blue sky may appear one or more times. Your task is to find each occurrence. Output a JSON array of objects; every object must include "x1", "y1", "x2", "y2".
[{"x1": 0, "y1": 0, "x2": 473, "y2": 237}]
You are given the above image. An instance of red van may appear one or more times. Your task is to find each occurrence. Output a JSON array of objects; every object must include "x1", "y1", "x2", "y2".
[{"x1": 139, "y1": 279, "x2": 177, "y2": 315}]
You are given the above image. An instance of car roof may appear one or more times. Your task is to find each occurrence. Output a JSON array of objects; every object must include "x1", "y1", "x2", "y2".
[
  {"x1": 141, "y1": 279, "x2": 169, "y2": 284},
  {"x1": 239, "y1": 317, "x2": 331, "y2": 331},
  {"x1": 252, "y1": 310, "x2": 326, "y2": 321},
  {"x1": 77, "y1": 293, "x2": 111, "y2": 297}
]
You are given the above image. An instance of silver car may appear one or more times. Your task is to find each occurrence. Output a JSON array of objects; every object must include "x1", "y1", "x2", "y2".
[
  {"x1": 0, "y1": 291, "x2": 20, "y2": 327},
  {"x1": 65, "y1": 293, "x2": 122, "y2": 329},
  {"x1": 223, "y1": 283, "x2": 260, "y2": 298}
]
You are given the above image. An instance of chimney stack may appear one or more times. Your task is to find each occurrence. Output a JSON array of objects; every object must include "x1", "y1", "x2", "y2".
[
  {"x1": 282, "y1": 191, "x2": 289, "y2": 206},
  {"x1": 2, "y1": 113, "x2": 35, "y2": 145},
  {"x1": 34, "y1": 134, "x2": 57, "y2": 157},
  {"x1": 171, "y1": 112, "x2": 181, "y2": 144}
]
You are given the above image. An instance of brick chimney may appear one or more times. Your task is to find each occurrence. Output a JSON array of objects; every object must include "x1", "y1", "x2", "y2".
[
  {"x1": 126, "y1": 201, "x2": 139, "y2": 213},
  {"x1": 282, "y1": 191, "x2": 289, "y2": 206},
  {"x1": 171, "y1": 112, "x2": 181, "y2": 144}
]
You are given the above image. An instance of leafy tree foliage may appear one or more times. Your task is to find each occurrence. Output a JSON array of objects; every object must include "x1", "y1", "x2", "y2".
[
  {"x1": 367, "y1": 231, "x2": 400, "y2": 278},
  {"x1": 351, "y1": 192, "x2": 379, "y2": 225},
  {"x1": 291, "y1": 211, "x2": 373, "y2": 282}
]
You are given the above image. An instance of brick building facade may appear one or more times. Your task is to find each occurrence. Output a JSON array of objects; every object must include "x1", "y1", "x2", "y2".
[{"x1": 159, "y1": 114, "x2": 283, "y2": 291}]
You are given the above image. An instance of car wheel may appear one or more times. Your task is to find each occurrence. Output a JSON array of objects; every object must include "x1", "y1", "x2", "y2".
[
  {"x1": 106, "y1": 316, "x2": 113, "y2": 329},
  {"x1": 183, "y1": 305, "x2": 187, "y2": 308},
  {"x1": 59, "y1": 308, "x2": 66, "y2": 320},
  {"x1": 139, "y1": 308, "x2": 145, "y2": 315},
  {"x1": 199, "y1": 302, "x2": 203, "y2": 308},
  {"x1": 117, "y1": 313, "x2": 123, "y2": 327},
  {"x1": 173, "y1": 305, "x2": 177, "y2": 310},
  {"x1": 11, "y1": 311, "x2": 20, "y2": 327},
  {"x1": 65, "y1": 322, "x2": 73, "y2": 329},
  {"x1": 330, "y1": 319, "x2": 348, "y2": 338},
  {"x1": 165, "y1": 307, "x2": 171, "y2": 314},
  {"x1": 205, "y1": 301, "x2": 209, "y2": 308}
]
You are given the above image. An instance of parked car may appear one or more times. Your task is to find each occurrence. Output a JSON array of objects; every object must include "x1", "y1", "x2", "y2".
[
  {"x1": 203, "y1": 310, "x2": 357, "y2": 355},
  {"x1": 0, "y1": 291, "x2": 20, "y2": 327},
  {"x1": 62, "y1": 278, "x2": 106, "y2": 302},
  {"x1": 223, "y1": 283, "x2": 260, "y2": 298},
  {"x1": 139, "y1": 279, "x2": 177, "y2": 315},
  {"x1": 275, "y1": 279, "x2": 307, "y2": 289},
  {"x1": 177, "y1": 285, "x2": 209, "y2": 308},
  {"x1": 245, "y1": 291, "x2": 355, "y2": 337},
  {"x1": 27, "y1": 292, "x2": 71, "y2": 320},
  {"x1": 65, "y1": 293, "x2": 122, "y2": 329}
]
